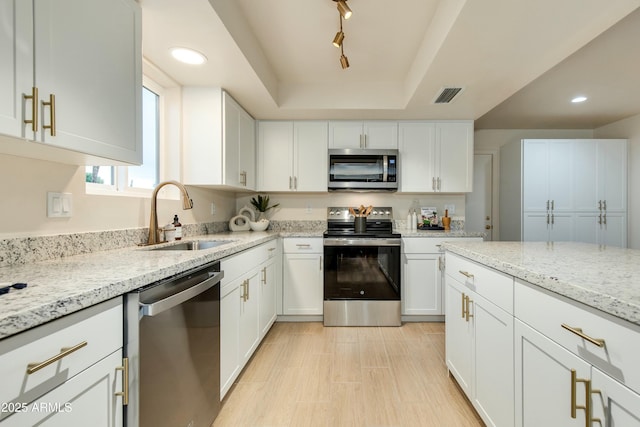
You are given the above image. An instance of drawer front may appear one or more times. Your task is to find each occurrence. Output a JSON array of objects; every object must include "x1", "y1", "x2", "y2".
[
  {"x1": 445, "y1": 252, "x2": 514, "y2": 313},
  {"x1": 403, "y1": 237, "x2": 481, "y2": 254},
  {"x1": 283, "y1": 238, "x2": 322, "y2": 253},
  {"x1": 0, "y1": 297, "x2": 123, "y2": 409},
  {"x1": 515, "y1": 280, "x2": 640, "y2": 395},
  {"x1": 221, "y1": 244, "x2": 261, "y2": 284}
]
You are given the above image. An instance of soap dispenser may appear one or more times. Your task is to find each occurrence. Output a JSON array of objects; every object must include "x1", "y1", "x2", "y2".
[{"x1": 173, "y1": 215, "x2": 182, "y2": 240}]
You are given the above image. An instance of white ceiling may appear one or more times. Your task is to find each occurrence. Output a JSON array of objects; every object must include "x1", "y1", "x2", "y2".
[{"x1": 140, "y1": 0, "x2": 640, "y2": 128}]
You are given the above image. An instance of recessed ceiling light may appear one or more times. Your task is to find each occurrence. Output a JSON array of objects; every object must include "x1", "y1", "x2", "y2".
[
  {"x1": 170, "y1": 47, "x2": 207, "y2": 65},
  {"x1": 571, "y1": 96, "x2": 587, "y2": 103}
]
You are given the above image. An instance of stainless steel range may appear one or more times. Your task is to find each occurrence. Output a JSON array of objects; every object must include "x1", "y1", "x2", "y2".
[{"x1": 323, "y1": 207, "x2": 401, "y2": 326}]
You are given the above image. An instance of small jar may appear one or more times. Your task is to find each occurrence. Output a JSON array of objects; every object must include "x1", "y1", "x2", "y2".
[{"x1": 164, "y1": 224, "x2": 176, "y2": 242}]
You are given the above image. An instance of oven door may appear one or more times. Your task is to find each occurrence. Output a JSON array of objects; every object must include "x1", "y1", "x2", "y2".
[{"x1": 323, "y1": 238, "x2": 401, "y2": 301}]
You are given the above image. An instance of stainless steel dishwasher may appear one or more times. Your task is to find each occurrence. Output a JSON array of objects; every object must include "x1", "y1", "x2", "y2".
[{"x1": 124, "y1": 260, "x2": 223, "y2": 427}]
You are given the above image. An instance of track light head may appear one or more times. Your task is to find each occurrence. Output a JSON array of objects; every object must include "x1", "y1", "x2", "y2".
[
  {"x1": 332, "y1": 31, "x2": 344, "y2": 48},
  {"x1": 340, "y1": 54, "x2": 350, "y2": 69},
  {"x1": 335, "y1": 0, "x2": 352, "y2": 19}
]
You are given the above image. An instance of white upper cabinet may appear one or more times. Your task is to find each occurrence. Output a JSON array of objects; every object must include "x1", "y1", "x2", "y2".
[
  {"x1": 329, "y1": 121, "x2": 398, "y2": 149},
  {"x1": 399, "y1": 121, "x2": 473, "y2": 193},
  {"x1": 258, "y1": 121, "x2": 328, "y2": 192},
  {"x1": 1, "y1": 0, "x2": 142, "y2": 165},
  {"x1": 183, "y1": 89, "x2": 256, "y2": 190}
]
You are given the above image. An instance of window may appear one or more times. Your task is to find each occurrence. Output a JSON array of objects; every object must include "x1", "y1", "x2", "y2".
[{"x1": 86, "y1": 79, "x2": 161, "y2": 194}]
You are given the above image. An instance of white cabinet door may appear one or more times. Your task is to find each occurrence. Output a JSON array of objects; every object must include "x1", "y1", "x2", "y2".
[
  {"x1": 522, "y1": 213, "x2": 550, "y2": 241},
  {"x1": 220, "y1": 286, "x2": 241, "y2": 398},
  {"x1": 574, "y1": 213, "x2": 600, "y2": 244},
  {"x1": 473, "y1": 292, "x2": 514, "y2": 427},
  {"x1": 33, "y1": 0, "x2": 141, "y2": 164},
  {"x1": 259, "y1": 258, "x2": 278, "y2": 338},
  {"x1": 523, "y1": 140, "x2": 551, "y2": 212},
  {"x1": 548, "y1": 212, "x2": 574, "y2": 242},
  {"x1": 598, "y1": 139, "x2": 627, "y2": 212},
  {"x1": 436, "y1": 122, "x2": 473, "y2": 192},
  {"x1": 402, "y1": 253, "x2": 442, "y2": 315},
  {"x1": 601, "y1": 212, "x2": 627, "y2": 247},
  {"x1": 398, "y1": 122, "x2": 436, "y2": 192},
  {"x1": 515, "y1": 319, "x2": 590, "y2": 427},
  {"x1": 239, "y1": 270, "x2": 260, "y2": 365},
  {"x1": 0, "y1": 0, "x2": 31, "y2": 139},
  {"x1": 592, "y1": 367, "x2": 640, "y2": 426},
  {"x1": 329, "y1": 121, "x2": 397, "y2": 149},
  {"x1": 294, "y1": 121, "x2": 328, "y2": 191},
  {"x1": 239, "y1": 109, "x2": 256, "y2": 190},
  {"x1": 283, "y1": 253, "x2": 323, "y2": 315},
  {"x1": 1, "y1": 350, "x2": 124, "y2": 427},
  {"x1": 224, "y1": 92, "x2": 256, "y2": 190},
  {"x1": 445, "y1": 277, "x2": 473, "y2": 397},
  {"x1": 547, "y1": 141, "x2": 575, "y2": 212},
  {"x1": 363, "y1": 121, "x2": 398, "y2": 149},
  {"x1": 258, "y1": 121, "x2": 294, "y2": 191},
  {"x1": 328, "y1": 121, "x2": 363, "y2": 148}
]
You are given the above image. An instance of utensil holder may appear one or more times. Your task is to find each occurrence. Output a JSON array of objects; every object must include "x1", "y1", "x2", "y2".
[{"x1": 354, "y1": 216, "x2": 367, "y2": 233}]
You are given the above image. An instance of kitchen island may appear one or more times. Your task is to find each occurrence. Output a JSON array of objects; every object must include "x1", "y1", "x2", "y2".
[{"x1": 442, "y1": 240, "x2": 640, "y2": 427}]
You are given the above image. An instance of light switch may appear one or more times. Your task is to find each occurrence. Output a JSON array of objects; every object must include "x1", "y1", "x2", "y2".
[{"x1": 47, "y1": 192, "x2": 73, "y2": 218}]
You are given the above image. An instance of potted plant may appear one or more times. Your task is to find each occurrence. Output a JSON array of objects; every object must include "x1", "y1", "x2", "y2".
[{"x1": 249, "y1": 195, "x2": 279, "y2": 230}]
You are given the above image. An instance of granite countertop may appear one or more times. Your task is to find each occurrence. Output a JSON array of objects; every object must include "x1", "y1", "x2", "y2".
[
  {"x1": 0, "y1": 232, "x2": 290, "y2": 340},
  {"x1": 442, "y1": 241, "x2": 640, "y2": 327}
]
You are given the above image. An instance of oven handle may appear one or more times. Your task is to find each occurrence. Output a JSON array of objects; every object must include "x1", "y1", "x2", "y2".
[
  {"x1": 139, "y1": 271, "x2": 224, "y2": 317},
  {"x1": 323, "y1": 238, "x2": 401, "y2": 247}
]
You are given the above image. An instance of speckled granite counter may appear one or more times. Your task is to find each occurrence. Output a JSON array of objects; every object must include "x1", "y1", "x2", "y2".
[
  {"x1": 442, "y1": 241, "x2": 640, "y2": 327},
  {"x1": 0, "y1": 231, "x2": 310, "y2": 340}
]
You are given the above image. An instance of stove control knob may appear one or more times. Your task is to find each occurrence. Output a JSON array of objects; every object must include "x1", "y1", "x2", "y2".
[
  {"x1": 384, "y1": 210, "x2": 391, "y2": 215},
  {"x1": 329, "y1": 211, "x2": 335, "y2": 215}
]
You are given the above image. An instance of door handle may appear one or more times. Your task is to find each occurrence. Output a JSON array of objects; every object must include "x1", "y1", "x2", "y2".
[
  {"x1": 27, "y1": 341, "x2": 88, "y2": 374},
  {"x1": 115, "y1": 357, "x2": 129, "y2": 405},
  {"x1": 23, "y1": 87, "x2": 39, "y2": 132},
  {"x1": 42, "y1": 93, "x2": 56, "y2": 136}
]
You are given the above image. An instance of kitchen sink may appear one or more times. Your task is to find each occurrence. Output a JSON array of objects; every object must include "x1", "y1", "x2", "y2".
[{"x1": 150, "y1": 240, "x2": 234, "y2": 251}]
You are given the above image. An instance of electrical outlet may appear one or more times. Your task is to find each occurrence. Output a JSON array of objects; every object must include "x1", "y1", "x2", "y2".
[
  {"x1": 444, "y1": 204, "x2": 455, "y2": 215},
  {"x1": 305, "y1": 204, "x2": 312, "y2": 214},
  {"x1": 210, "y1": 202, "x2": 216, "y2": 215}
]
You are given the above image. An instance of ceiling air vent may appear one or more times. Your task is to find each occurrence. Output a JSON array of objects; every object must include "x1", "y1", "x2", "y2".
[{"x1": 433, "y1": 87, "x2": 463, "y2": 104}]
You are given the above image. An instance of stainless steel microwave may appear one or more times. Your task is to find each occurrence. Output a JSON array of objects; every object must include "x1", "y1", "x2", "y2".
[{"x1": 328, "y1": 149, "x2": 398, "y2": 191}]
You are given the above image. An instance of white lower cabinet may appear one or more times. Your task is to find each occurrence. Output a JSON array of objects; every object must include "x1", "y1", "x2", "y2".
[
  {"x1": 219, "y1": 239, "x2": 281, "y2": 398},
  {"x1": 515, "y1": 319, "x2": 590, "y2": 427},
  {"x1": 445, "y1": 256, "x2": 514, "y2": 427},
  {"x1": 283, "y1": 238, "x2": 323, "y2": 315},
  {"x1": 0, "y1": 298, "x2": 125, "y2": 426}
]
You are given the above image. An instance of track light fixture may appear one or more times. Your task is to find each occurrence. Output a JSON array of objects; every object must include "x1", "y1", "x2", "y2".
[{"x1": 331, "y1": 1, "x2": 351, "y2": 69}]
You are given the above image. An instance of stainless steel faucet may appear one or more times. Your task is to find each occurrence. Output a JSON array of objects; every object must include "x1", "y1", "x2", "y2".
[{"x1": 148, "y1": 180, "x2": 193, "y2": 245}]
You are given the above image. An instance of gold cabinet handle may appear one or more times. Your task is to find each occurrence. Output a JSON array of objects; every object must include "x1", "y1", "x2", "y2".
[
  {"x1": 561, "y1": 324, "x2": 605, "y2": 348},
  {"x1": 464, "y1": 295, "x2": 473, "y2": 321},
  {"x1": 115, "y1": 357, "x2": 129, "y2": 406},
  {"x1": 26, "y1": 341, "x2": 87, "y2": 374},
  {"x1": 42, "y1": 94, "x2": 56, "y2": 136},
  {"x1": 461, "y1": 292, "x2": 466, "y2": 318},
  {"x1": 458, "y1": 270, "x2": 474, "y2": 279},
  {"x1": 261, "y1": 267, "x2": 267, "y2": 284},
  {"x1": 570, "y1": 369, "x2": 592, "y2": 426},
  {"x1": 23, "y1": 87, "x2": 39, "y2": 132}
]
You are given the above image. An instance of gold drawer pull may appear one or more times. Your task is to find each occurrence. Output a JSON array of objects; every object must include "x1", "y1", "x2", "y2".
[
  {"x1": 42, "y1": 93, "x2": 56, "y2": 136},
  {"x1": 115, "y1": 357, "x2": 129, "y2": 405},
  {"x1": 26, "y1": 341, "x2": 88, "y2": 374},
  {"x1": 23, "y1": 87, "x2": 39, "y2": 132},
  {"x1": 561, "y1": 324, "x2": 605, "y2": 348},
  {"x1": 459, "y1": 270, "x2": 474, "y2": 279}
]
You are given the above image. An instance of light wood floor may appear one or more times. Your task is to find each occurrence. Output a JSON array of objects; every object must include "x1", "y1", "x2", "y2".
[{"x1": 213, "y1": 322, "x2": 484, "y2": 427}]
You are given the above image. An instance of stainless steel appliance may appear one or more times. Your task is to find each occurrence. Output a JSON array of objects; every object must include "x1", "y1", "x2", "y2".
[
  {"x1": 323, "y1": 207, "x2": 401, "y2": 326},
  {"x1": 328, "y1": 149, "x2": 398, "y2": 191},
  {"x1": 124, "y1": 260, "x2": 224, "y2": 427}
]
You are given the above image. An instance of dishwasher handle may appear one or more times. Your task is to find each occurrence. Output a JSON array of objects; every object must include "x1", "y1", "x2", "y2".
[{"x1": 140, "y1": 271, "x2": 224, "y2": 317}]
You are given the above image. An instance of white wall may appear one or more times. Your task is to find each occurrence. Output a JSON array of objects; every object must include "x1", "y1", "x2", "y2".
[
  {"x1": 0, "y1": 154, "x2": 236, "y2": 239},
  {"x1": 594, "y1": 113, "x2": 640, "y2": 249}
]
